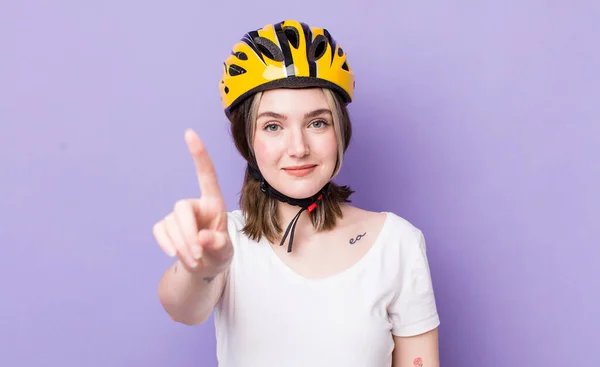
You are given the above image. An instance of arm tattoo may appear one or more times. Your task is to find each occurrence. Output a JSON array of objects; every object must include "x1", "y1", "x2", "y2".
[
  {"x1": 349, "y1": 232, "x2": 366, "y2": 245},
  {"x1": 413, "y1": 357, "x2": 423, "y2": 367},
  {"x1": 174, "y1": 262, "x2": 214, "y2": 283}
]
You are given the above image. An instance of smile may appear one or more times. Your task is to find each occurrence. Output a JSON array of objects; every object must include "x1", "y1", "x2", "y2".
[{"x1": 282, "y1": 165, "x2": 317, "y2": 177}]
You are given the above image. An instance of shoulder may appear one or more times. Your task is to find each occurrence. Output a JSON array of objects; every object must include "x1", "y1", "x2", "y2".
[
  {"x1": 382, "y1": 211, "x2": 428, "y2": 258},
  {"x1": 352, "y1": 207, "x2": 429, "y2": 269},
  {"x1": 226, "y1": 209, "x2": 246, "y2": 228},
  {"x1": 384, "y1": 211, "x2": 425, "y2": 246},
  {"x1": 342, "y1": 205, "x2": 427, "y2": 260},
  {"x1": 346, "y1": 206, "x2": 424, "y2": 247},
  {"x1": 225, "y1": 210, "x2": 248, "y2": 246}
]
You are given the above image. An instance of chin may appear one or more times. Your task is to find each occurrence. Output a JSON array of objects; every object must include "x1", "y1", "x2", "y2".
[
  {"x1": 276, "y1": 176, "x2": 329, "y2": 199},
  {"x1": 280, "y1": 187, "x2": 321, "y2": 199}
]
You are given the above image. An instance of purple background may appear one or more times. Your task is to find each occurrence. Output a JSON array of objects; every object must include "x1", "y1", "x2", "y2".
[{"x1": 2, "y1": 1, "x2": 599, "y2": 366}]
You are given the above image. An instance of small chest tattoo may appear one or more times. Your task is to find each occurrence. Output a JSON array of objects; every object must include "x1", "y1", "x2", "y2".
[{"x1": 349, "y1": 232, "x2": 367, "y2": 245}]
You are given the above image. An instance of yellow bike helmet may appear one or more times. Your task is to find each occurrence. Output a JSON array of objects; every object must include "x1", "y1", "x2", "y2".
[{"x1": 219, "y1": 20, "x2": 355, "y2": 116}]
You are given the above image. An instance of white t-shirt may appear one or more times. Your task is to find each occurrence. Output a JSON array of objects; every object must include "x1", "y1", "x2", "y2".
[{"x1": 213, "y1": 210, "x2": 440, "y2": 367}]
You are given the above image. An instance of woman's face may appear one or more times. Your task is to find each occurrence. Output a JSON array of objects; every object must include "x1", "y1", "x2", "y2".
[{"x1": 253, "y1": 88, "x2": 338, "y2": 199}]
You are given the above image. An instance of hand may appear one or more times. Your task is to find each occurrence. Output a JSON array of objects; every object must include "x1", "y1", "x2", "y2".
[{"x1": 153, "y1": 129, "x2": 233, "y2": 276}]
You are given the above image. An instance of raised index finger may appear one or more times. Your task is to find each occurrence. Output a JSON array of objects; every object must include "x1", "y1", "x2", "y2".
[{"x1": 184, "y1": 129, "x2": 223, "y2": 199}]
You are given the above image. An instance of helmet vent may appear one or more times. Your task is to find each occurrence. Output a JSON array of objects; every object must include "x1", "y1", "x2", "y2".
[
  {"x1": 308, "y1": 35, "x2": 328, "y2": 61},
  {"x1": 283, "y1": 27, "x2": 300, "y2": 49},
  {"x1": 228, "y1": 64, "x2": 247, "y2": 76},
  {"x1": 233, "y1": 51, "x2": 248, "y2": 60},
  {"x1": 253, "y1": 36, "x2": 284, "y2": 62}
]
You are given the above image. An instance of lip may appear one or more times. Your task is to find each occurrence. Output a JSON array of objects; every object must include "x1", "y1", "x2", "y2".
[
  {"x1": 283, "y1": 164, "x2": 317, "y2": 170},
  {"x1": 282, "y1": 164, "x2": 317, "y2": 177}
]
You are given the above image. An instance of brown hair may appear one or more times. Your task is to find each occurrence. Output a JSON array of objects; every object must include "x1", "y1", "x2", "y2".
[{"x1": 228, "y1": 88, "x2": 355, "y2": 244}]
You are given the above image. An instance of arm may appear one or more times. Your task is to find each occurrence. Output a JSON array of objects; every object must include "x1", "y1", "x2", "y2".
[
  {"x1": 392, "y1": 327, "x2": 440, "y2": 367},
  {"x1": 154, "y1": 129, "x2": 234, "y2": 326},
  {"x1": 158, "y1": 259, "x2": 228, "y2": 325},
  {"x1": 389, "y1": 228, "x2": 440, "y2": 366}
]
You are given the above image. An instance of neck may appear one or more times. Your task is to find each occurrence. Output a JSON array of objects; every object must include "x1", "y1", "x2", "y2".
[
  {"x1": 276, "y1": 201, "x2": 316, "y2": 240},
  {"x1": 247, "y1": 162, "x2": 328, "y2": 252}
]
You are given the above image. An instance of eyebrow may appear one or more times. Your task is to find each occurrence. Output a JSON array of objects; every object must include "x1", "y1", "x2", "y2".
[{"x1": 257, "y1": 108, "x2": 332, "y2": 120}]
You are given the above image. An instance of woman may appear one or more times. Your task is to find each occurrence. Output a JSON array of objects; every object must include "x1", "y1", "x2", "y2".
[{"x1": 154, "y1": 20, "x2": 440, "y2": 367}]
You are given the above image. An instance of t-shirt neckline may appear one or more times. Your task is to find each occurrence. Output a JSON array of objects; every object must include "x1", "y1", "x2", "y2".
[{"x1": 259, "y1": 212, "x2": 393, "y2": 287}]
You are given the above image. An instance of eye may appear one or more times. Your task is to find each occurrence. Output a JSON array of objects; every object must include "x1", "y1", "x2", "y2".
[
  {"x1": 264, "y1": 123, "x2": 281, "y2": 132},
  {"x1": 309, "y1": 119, "x2": 329, "y2": 129}
]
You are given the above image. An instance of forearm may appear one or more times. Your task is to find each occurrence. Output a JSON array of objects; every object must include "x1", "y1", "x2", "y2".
[{"x1": 158, "y1": 260, "x2": 227, "y2": 325}]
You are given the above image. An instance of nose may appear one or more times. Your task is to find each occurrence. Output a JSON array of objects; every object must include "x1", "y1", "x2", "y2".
[{"x1": 286, "y1": 128, "x2": 309, "y2": 158}]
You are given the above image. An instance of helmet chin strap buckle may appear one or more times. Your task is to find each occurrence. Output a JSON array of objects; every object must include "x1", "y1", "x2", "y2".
[{"x1": 260, "y1": 180, "x2": 267, "y2": 193}]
